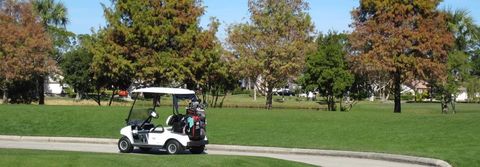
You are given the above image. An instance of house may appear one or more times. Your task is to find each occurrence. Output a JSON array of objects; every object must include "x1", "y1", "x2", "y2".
[
  {"x1": 44, "y1": 75, "x2": 64, "y2": 95},
  {"x1": 402, "y1": 80, "x2": 429, "y2": 94},
  {"x1": 456, "y1": 87, "x2": 468, "y2": 102}
]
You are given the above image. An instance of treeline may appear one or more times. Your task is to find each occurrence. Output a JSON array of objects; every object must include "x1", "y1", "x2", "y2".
[{"x1": 1, "y1": 0, "x2": 479, "y2": 113}]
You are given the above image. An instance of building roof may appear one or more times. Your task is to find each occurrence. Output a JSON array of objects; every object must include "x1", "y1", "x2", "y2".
[{"x1": 409, "y1": 80, "x2": 428, "y2": 89}]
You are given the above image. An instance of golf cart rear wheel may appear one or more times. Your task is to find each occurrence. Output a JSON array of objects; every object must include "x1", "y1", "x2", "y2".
[
  {"x1": 165, "y1": 140, "x2": 183, "y2": 154},
  {"x1": 139, "y1": 147, "x2": 151, "y2": 152},
  {"x1": 118, "y1": 136, "x2": 133, "y2": 153},
  {"x1": 189, "y1": 146, "x2": 205, "y2": 154}
]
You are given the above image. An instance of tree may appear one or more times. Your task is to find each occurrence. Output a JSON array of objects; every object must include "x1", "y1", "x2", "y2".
[
  {"x1": 227, "y1": 0, "x2": 314, "y2": 109},
  {"x1": 301, "y1": 32, "x2": 353, "y2": 111},
  {"x1": 444, "y1": 9, "x2": 479, "y2": 54},
  {"x1": 100, "y1": 0, "x2": 204, "y2": 88},
  {"x1": 87, "y1": 29, "x2": 132, "y2": 106},
  {"x1": 60, "y1": 35, "x2": 95, "y2": 101},
  {"x1": 349, "y1": 0, "x2": 454, "y2": 113},
  {"x1": 0, "y1": 0, "x2": 53, "y2": 104},
  {"x1": 32, "y1": 0, "x2": 69, "y2": 105},
  {"x1": 439, "y1": 51, "x2": 470, "y2": 113},
  {"x1": 189, "y1": 18, "x2": 238, "y2": 107},
  {"x1": 228, "y1": 24, "x2": 263, "y2": 101}
]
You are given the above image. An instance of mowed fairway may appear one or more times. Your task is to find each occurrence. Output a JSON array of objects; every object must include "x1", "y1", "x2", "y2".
[
  {"x1": 0, "y1": 148, "x2": 313, "y2": 167},
  {"x1": 0, "y1": 103, "x2": 478, "y2": 166}
]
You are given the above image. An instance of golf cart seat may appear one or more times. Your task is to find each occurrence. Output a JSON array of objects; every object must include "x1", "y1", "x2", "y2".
[{"x1": 150, "y1": 124, "x2": 165, "y2": 133}]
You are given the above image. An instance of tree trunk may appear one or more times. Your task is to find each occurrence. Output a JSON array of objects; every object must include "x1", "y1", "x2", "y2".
[
  {"x1": 265, "y1": 85, "x2": 273, "y2": 109},
  {"x1": 451, "y1": 95, "x2": 456, "y2": 114},
  {"x1": 441, "y1": 94, "x2": 448, "y2": 114},
  {"x1": 253, "y1": 83, "x2": 257, "y2": 101},
  {"x1": 327, "y1": 95, "x2": 336, "y2": 111},
  {"x1": 211, "y1": 88, "x2": 216, "y2": 108},
  {"x1": 108, "y1": 89, "x2": 117, "y2": 106},
  {"x1": 393, "y1": 70, "x2": 401, "y2": 113},
  {"x1": 429, "y1": 85, "x2": 433, "y2": 102},
  {"x1": 95, "y1": 88, "x2": 101, "y2": 106},
  {"x1": 202, "y1": 87, "x2": 207, "y2": 106},
  {"x1": 327, "y1": 96, "x2": 331, "y2": 111},
  {"x1": 380, "y1": 88, "x2": 387, "y2": 102},
  {"x1": 2, "y1": 88, "x2": 7, "y2": 104},
  {"x1": 414, "y1": 89, "x2": 417, "y2": 102},
  {"x1": 219, "y1": 92, "x2": 227, "y2": 108},
  {"x1": 75, "y1": 92, "x2": 82, "y2": 101},
  {"x1": 38, "y1": 76, "x2": 45, "y2": 105},
  {"x1": 214, "y1": 89, "x2": 219, "y2": 108},
  {"x1": 339, "y1": 97, "x2": 343, "y2": 111}
]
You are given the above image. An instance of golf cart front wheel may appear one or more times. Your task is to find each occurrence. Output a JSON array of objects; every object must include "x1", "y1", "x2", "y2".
[
  {"x1": 165, "y1": 140, "x2": 183, "y2": 154},
  {"x1": 118, "y1": 136, "x2": 133, "y2": 153},
  {"x1": 189, "y1": 146, "x2": 205, "y2": 154}
]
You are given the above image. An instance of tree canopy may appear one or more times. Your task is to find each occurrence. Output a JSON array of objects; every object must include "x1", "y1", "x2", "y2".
[{"x1": 98, "y1": 0, "x2": 205, "y2": 87}]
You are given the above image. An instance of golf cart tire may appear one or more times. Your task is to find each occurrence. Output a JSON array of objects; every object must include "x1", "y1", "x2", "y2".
[
  {"x1": 139, "y1": 147, "x2": 151, "y2": 152},
  {"x1": 189, "y1": 146, "x2": 205, "y2": 154},
  {"x1": 165, "y1": 140, "x2": 184, "y2": 154},
  {"x1": 118, "y1": 136, "x2": 133, "y2": 153}
]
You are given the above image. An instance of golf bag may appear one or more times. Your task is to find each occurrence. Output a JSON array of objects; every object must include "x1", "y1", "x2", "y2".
[{"x1": 185, "y1": 102, "x2": 206, "y2": 140}]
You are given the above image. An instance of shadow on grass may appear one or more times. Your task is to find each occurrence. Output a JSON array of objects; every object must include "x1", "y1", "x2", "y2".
[{"x1": 130, "y1": 148, "x2": 205, "y2": 155}]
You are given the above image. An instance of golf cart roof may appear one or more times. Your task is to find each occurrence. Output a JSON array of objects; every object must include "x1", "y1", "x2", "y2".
[{"x1": 132, "y1": 87, "x2": 195, "y2": 95}]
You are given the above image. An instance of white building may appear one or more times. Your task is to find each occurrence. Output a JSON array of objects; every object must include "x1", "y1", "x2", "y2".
[{"x1": 44, "y1": 75, "x2": 64, "y2": 95}]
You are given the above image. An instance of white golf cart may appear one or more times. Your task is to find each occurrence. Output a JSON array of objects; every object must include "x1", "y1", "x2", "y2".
[{"x1": 118, "y1": 87, "x2": 208, "y2": 154}]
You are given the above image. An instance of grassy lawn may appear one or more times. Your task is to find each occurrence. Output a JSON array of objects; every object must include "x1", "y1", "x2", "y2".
[
  {"x1": 44, "y1": 94, "x2": 324, "y2": 109},
  {"x1": 0, "y1": 103, "x2": 478, "y2": 166},
  {"x1": 0, "y1": 148, "x2": 313, "y2": 167}
]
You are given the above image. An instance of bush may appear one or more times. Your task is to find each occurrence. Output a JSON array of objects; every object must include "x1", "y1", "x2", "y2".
[
  {"x1": 7, "y1": 80, "x2": 37, "y2": 104},
  {"x1": 232, "y1": 88, "x2": 250, "y2": 95},
  {"x1": 63, "y1": 87, "x2": 76, "y2": 98},
  {"x1": 401, "y1": 92, "x2": 414, "y2": 101}
]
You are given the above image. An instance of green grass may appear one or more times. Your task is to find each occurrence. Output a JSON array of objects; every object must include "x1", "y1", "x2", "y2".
[
  {"x1": 0, "y1": 103, "x2": 479, "y2": 166},
  {"x1": 0, "y1": 148, "x2": 313, "y2": 167},
  {"x1": 43, "y1": 94, "x2": 324, "y2": 109}
]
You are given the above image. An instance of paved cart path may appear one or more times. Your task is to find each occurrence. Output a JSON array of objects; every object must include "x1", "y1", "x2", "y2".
[{"x1": 0, "y1": 139, "x2": 433, "y2": 167}]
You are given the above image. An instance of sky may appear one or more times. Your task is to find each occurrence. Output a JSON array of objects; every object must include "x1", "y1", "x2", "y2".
[{"x1": 64, "y1": 0, "x2": 480, "y2": 40}]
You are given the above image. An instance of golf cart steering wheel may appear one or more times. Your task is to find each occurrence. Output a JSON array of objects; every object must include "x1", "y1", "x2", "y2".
[
  {"x1": 139, "y1": 108, "x2": 158, "y2": 129},
  {"x1": 149, "y1": 108, "x2": 159, "y2": 118}
]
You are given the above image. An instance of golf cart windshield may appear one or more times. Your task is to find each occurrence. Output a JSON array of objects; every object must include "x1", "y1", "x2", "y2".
[
  {"x1": 126, "y1": 94, "x2": 159, "y2": 126},
  {"x1": 128, "y1": 108, "x2": 153, "y2": 125},
  {"x1": 126, "y1": 87, "x2": 197, "y2": 125}
]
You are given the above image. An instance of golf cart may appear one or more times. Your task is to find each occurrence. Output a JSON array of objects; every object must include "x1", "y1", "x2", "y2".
[{"x1": 118, "y1": 87, "x2": 208, "y2": 154}]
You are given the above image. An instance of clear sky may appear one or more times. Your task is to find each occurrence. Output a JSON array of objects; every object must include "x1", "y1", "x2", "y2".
[{"x1": 64, "y1": 0, "x2": 480, "y2": 40}]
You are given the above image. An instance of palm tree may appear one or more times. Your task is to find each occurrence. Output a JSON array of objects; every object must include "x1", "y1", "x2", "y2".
[
  {"x1": 32, "y1": 0, "x2": 69, "y2": 105},
  {"x1": 32, "y1": 0, "x2": 68, "y2": 28},
  {"x1": 444, "y1": 8, "x2": 479, "y2": 51}
]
